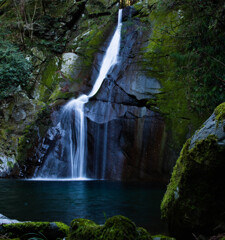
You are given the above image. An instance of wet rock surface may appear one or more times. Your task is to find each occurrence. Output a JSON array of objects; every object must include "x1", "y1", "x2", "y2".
[
  {"x1": 0, "y1": 219, "x2": 69, "y2": 240},
  {"x1": 15, "y1": 6, "x2": 173, "y2": 182},
  {"x1": 83, "y1": 8, "x2": 167, "y2": 181},
  {"x1": 190, "y1": 112, "x2": 225, "y2": 149},
  {"x1": 0, "y1": 214, "x2": 20, "y2": 225},
  {"x1": 0, "y1": 4, "x2": 173, "y2": 182}
]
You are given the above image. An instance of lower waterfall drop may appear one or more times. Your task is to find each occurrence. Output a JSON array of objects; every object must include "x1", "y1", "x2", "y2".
[{"x1": 37, "y1": 9, "x2": 123, "y2": 179}]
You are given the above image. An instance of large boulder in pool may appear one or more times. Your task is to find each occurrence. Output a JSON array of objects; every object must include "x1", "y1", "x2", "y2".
[
  {"x1": 0, "y1": 221, "x2": 69, "y2": 240},
  {"x1": 161, "y1": 103, "x2": 225, "y2": 239},
  {"x1": 69, "y1": 215, "x2": 153, "y2": 240}
]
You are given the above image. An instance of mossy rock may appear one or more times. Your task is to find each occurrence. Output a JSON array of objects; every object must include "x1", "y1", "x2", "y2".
[
  {"x1": 215, "y1": 102, "x2": 225, "y2": 122},
  {"x1": 161, "y1": 105, "x2": 225, "y2": 239},
  {"x1": 69, "y1": 219, "x2": 99, "y2": 240},
  {"x1": 69, "y1": 215, "x2": 152, "y2": 240},
  {"x1": 0, "y1": 222, "x2": 69, "y2": 240},
  {"x1": 16, "y1": 106, "x2": 52, "y2": 177}
]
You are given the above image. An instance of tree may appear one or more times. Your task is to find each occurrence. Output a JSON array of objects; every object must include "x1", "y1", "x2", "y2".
[{"x1": 0, "y1": 38, "x2": 32, "y2": 99}]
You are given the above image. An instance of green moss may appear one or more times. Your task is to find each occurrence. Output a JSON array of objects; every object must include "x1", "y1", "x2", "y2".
[
  {"x1": 134, "y1": 2, "x2": 150, "y2": 20},
  {"x1": 0, "y1": 0, "x2": 11, "y2": 11},
  {"x1": 1, "y1": 222, "x2": 69, "y2": 240},
  {"x1": 68, "y1": 12, "x2": 116, "y2": 68},
  {"x1": 0, "y1": 128, "x2": 7, "y2": 140},
  {"x1": 48, "y1": 0, "x2": 79, "y2": 18},
  {"x1": 49, "y1": 86, "x2": 74, "y2": 101},
  {"x1": 136, "y1": 227, "x2": 152, "y2": 240},
  {"x1": 100, "y1": 215, "x2": 137, "y2": 240},
  {"x1": 7, "y1": 161, "x2": 14, "y2": 168},
  {"x1": 17, "y1": 106, "x2": 51, "y2": 176},
  {"x1": 140, "y1": 1, "x2": 207, "y2": 149},
  {"x1": 39, "y1": 58, "x2": 60, "y2": 101},
  {"x1": 69, "y1": 215, "x2": 152, "y2": 240},
  {"x1": 69, "y1": 219, "x2": 99, "y2": 240},
  {"x1": 161, "y1": 138, "x2": 191, "y2": 219},
  {"x1": 161, "y1": 134, "x2": 225, "y2": 237},
  {"x1": 214, "y1": 102, "x2": 225, "y2": 122},
  {"x1": 82, "y1": 21, "x2": 115, "y2": 67}
]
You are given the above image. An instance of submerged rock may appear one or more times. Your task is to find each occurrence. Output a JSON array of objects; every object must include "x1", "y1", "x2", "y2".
[{"x1": 161, "y1": 103, "x2": 225, "y2": 239}]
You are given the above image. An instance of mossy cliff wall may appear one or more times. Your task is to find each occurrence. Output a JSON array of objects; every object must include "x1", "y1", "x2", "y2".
[
  {"x1": 0, "y1": 0, "x2": 120, "y2": 177},
  {"x1": 161, "y1": 103, "x2": 225, "y2": 239},
  {"x1": 0, "y1": 0, "x2": 210, "y2": 180}
]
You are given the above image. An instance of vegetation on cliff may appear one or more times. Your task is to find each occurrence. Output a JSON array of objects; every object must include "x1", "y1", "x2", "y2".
[
  {"x1": 131, "y1": 0, "x2": 225, "y2": 150},
  {"x1": 0, "y1": 31, "x2": 32, "y2": 100},
  {"x1": 144, "y1": 0, "x2": 225, "y2": 115},
  {"x1": 0, "y1": 0, "x2": 120, "y2": 173}
]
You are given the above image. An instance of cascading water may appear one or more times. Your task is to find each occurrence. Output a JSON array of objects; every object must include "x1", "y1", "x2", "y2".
[{"x1": 36, "y1": 9, "x2": 123, "y2": 179}]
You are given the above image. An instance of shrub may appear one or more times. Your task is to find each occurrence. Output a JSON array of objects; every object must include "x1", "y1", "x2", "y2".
[{"x1": 0, "y1": 40, "x2": 32, "y2": 99}]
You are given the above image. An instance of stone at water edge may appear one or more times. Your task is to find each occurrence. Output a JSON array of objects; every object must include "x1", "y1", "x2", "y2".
[
  {"x1": 0, "y1": 214, "x2": 176, "y2": 240},
  {"x1": 0, "y1": 213, "x2": 20, "y2": 225},
  {"x1": 69, "y1": 215, "x2": 153, "y2": 240},
  {"x1": 161, "y1": 102, "x2": 225, "y2": 239},
  {"x1": 0, "y1": 220, "x2": 69, "y2": 240}
]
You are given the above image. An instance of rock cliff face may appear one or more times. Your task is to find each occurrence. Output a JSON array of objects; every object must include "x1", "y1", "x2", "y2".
[
  {"x1": 84, "y1": 9, "x2": 167, "y2": 181},
  {"x1": 24, "y1": 6, "x2": 170, "y2": 181},
  {"x1": 0, "y1": 0, "x2": 120, "y2": 177},
  {"x1": 0, "y1": 0, "x2": 176, "y2": 181},
  {"x1": 161, "y1": 103, "x2": 225, "y2": 239}
]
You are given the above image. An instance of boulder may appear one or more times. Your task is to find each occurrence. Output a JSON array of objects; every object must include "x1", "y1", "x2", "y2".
[
  {"x1": 0, "y1": 154, "x2": 16, "y2": 177},
  {"x1": 69, "y1": 215, "x2": 153, "y2": 240},
  {"x1": 0, "y1": 214, "x2": 20, "y2": 224},
  {"x1": 61, "y1": 53, "x2": 81, "y2": 81},
  {"x1": 161, "y1": 103, "x2": 225, "y2": 239},
  {"x1": 0, "y1": 221, "x2": 69, "y2": 240}
]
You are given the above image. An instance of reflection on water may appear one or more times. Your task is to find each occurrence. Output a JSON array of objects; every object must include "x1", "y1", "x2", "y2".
[{"x1": 0, "y1": 180, "x2": 167, "y2": 234}]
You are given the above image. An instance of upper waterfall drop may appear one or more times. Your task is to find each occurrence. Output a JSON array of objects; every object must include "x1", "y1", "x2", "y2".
[{"x1": 36, "y1": 9, "x2": 123, "y2": 180}]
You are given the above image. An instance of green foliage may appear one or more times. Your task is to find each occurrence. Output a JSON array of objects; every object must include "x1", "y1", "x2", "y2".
[
  {"x1": 145, "y1": 0, "x2": 225, "y2": 114},
  {"x1": 0, "y1": 38, "x2": 32, "y2": 99},
  {"x1": 140, "y1": 3, "x2": 203, "y2": 148},
  {"x1": 17, "y1": 106, "x2": 51, "y2": 177}
]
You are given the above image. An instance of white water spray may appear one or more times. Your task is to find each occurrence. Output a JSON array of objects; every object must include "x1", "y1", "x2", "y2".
[{"x1": 56, "y1": 10, "x2": 123, "y2": 179}]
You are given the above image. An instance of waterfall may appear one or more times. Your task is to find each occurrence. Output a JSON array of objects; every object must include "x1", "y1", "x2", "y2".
[{"x1": 37, "y1": 9, "x2": 123, "y2": 179}]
